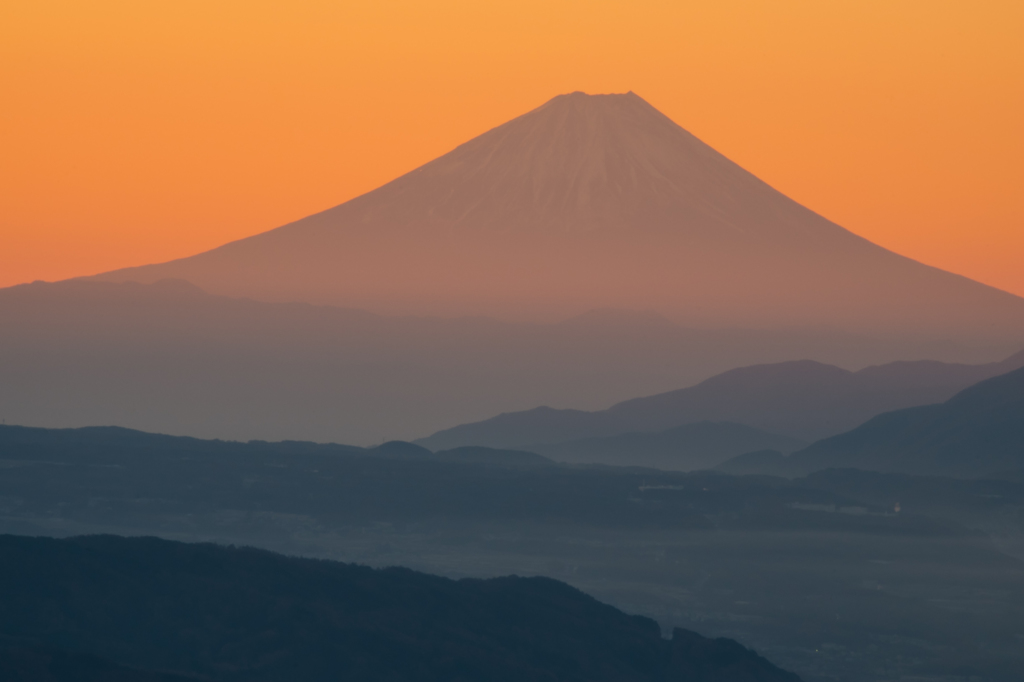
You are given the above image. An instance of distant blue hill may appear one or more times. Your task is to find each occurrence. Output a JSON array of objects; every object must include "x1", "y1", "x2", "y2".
[
  {"x1": 721, "y1": 365, "x2": 1024, "y2": 478},
  {"x1": 417, "y1": 350, "x2": 1024, "y2": 450}
]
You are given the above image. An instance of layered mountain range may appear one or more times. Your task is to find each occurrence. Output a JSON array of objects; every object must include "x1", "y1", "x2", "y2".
[
  {"x1": 780, "y1": 364, "x2": 1024, "y2": 477},
  {"x1": 3, "y1": 417, "x2": 1024, "y2": 679},
  {"x1": 419, "y1": 356, "x2": 1024, "y2": 475},
  {"x1": 417, "y1": 349, "x2": 1024, "y2": 452},
  {"x1": 6, "y1": 90, "x2": 1024, "y2": 682},
  {"x1": 89, "y1": 91, "x2": 1024, "y2": 345}
]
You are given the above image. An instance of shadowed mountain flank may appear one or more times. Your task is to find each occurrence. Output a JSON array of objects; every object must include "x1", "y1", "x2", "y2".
[
  {"x1": 89, "y1": 92, "x2": 1024, "y2": 341},
  {"x1": 0, "y1": 534, "x2": 801, "y2": 682},
  {"x1": 782, "y1": 365, "x2": 1024, "y2": 478},
  {"x1": 0, "y1": 642, "x2": 194, "y2": 682}
]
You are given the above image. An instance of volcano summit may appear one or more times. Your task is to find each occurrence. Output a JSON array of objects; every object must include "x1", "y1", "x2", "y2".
[{"x1": 93, "y1": 91, "x2": 1024, "y2": 344}]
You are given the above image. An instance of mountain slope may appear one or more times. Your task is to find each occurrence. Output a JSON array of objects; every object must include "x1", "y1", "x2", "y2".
[
  {"x1": 0, "y1": 643, "x2": 194, "y2": 682},
  {"x1": 90, "y1": 91, "x2": 1024, "y2": 342},
  {"x1": 785, "y1": 366, "x2": 1024, "y2": 477},
  {"x1": 606, "y1": 353, "x2": 1024, "y2": 440},
  {"x1": 0, "y1": 534, "x2": 800, "y2": 682},
  {"x1": 417, "y1": 351, "x2": 1024, "y2": 449}
]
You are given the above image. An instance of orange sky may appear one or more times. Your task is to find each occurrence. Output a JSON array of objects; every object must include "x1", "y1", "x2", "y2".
[{"x1": 2, "y1": 0, "x2": 1022, "y2": 296}]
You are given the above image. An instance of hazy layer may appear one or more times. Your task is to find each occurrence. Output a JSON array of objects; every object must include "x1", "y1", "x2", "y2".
[{"x1": 4, "y1": 280, "x2": 1017, "y2": 445}]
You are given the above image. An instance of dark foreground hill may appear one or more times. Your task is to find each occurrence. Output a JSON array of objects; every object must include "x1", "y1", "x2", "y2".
[
  {"x1": 724, "y1": 366, "x2": 1024, "y2": 478},
  {"x1": 417, "y1": 351, "x2": 1024, "y2": 450},
  {"x1": 0, "y1": 641, "x2": 194, "y2": 682},
  {"x1": 0, "y1": 534, "x2": 799, "y2": 682}
]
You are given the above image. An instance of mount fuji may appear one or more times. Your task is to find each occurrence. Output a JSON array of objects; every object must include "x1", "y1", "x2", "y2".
[{"x1": 90, "y1": 91, "x2": 1024, "y2": 343}]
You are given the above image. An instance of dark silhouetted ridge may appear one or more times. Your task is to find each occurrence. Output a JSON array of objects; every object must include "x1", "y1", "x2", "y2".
[{"x1": 0, "y1": 534, "x2": 800, "y2": 682}]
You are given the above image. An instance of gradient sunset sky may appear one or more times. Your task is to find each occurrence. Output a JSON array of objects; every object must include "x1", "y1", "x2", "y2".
[{"x1": 2, "y1": 1, "x2": 1021, "y2": 296}]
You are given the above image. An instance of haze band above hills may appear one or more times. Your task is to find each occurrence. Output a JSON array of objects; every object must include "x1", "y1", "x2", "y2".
[
  {"x1": 87, "y1": 91, "x2": 1024, "y2": 346},
  {"x1": 9, "y1": 279, "x2": 1019, "y2": 445}
]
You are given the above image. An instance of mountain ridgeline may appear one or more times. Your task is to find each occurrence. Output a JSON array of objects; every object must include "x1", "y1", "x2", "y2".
[
  {"x1": 777, "y1": 364, "x2": 1024, "y2": 477},
  {"x1": 0, "y1": 534, "x2": 800, "y2": 682},
  {"x1": 416, "y1": 351, "x2": 1024, "y2": 457},
  {"x1": 418, "y1": 361, "x2": 1024, "y2": 478},
  {"x1": 90, "y1": 92, "x2": 1024, "y2": 345}
]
